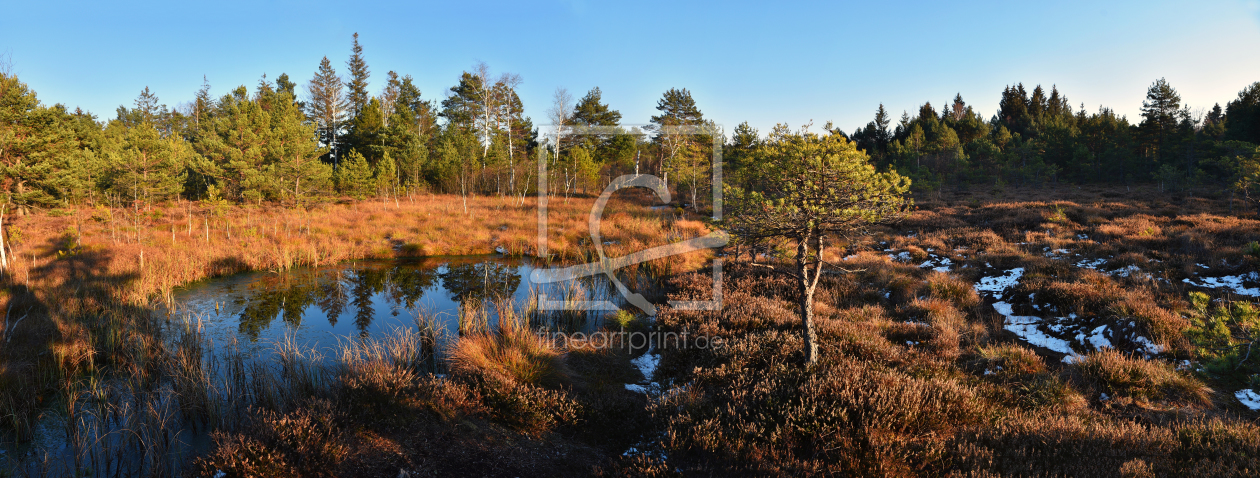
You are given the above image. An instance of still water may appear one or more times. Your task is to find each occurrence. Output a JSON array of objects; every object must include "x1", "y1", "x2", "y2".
[{"x1": 161, "y1": 255, "x2": 646, "y2": 357}]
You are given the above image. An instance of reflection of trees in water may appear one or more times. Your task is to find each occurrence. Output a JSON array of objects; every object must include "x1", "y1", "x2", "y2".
[
  {"x1": 439, "y1": 262, "x2": 521, "y2": 304},
  {"x1": 317, "y1": 270, "x2": 349, "y2": 327},
  {"x1": 387, "y1": 265, "x2": 438, "y2": 309},
  {"x1": 237, "y1": 273, "x2": 321, "y2": 340},
  {"x1": 231, "y1": 261, "x2": 510, "y2": 340}
]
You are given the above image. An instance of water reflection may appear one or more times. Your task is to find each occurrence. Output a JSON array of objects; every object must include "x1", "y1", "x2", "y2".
[{"x1": 170, "y1": 256, "x2": 642, "y2": 354}]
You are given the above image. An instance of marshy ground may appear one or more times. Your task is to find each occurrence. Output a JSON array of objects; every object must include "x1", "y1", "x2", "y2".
[{"x1": 4, "y1": 185, "x2": 1260, "y2": 477}]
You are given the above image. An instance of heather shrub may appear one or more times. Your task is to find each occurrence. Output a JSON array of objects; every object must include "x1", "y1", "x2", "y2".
[{"x1": 195, "y1": 400, "x2": 348, "y2": 478}]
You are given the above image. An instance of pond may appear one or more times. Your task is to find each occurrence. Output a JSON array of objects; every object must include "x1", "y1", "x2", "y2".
[
  {"x1": 158, "y1": 255, "x2": 657, "y2": 360},
  {"x1": 1, "y1": 255, "x2": 662, "y2": 475}
]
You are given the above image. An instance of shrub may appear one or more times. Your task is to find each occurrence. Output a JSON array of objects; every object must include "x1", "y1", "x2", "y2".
[
  {"x1": 195, "y1": 400, "x2": 348, "y2": 478},
  {"x1": 1185, "y1": 292, "x2": 1260, "y2": 382}
]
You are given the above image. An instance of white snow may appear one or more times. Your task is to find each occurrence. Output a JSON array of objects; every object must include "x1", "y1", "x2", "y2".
[
  {"x1": 919, "y1": 256, "x2": 954, "y2": 273},
  {"x1": 1196, "y1": 263, "x2": 1209, "y2": 269},
  {"x1": 1131, "y1": 335, "x2": 1165, "y2": 357},
  {"x1": 625, "y1": 349, "x2": 661, "y2": 394},
  {"x1": 888, "y1": 251, "x2": 913, "y2": 262},
  {"x1": 1182, "y1": 275, "x2": 1260, "y2": 297},
  {"x1": 1077, "y1": 234, "x2": 1090, "y2": 241},
  {"x1": 975, "y1": 268, "x2": 1024, "y2": 294},
  {"x1": 1076, "y1": 325, "x2": 1112, "y2": 351},
  {"x1": 994, "y1": 302, "x2": 1078, "y2": 358},
  {"x1": 1236, "y1": 389, "x2": 1260, "y2": 410},
  {"x1": 632, "y1": 351, "x2": 660, "y2": 380},
  {"x1": 1111, "y1": 265, "x2": 1142, "y2": 278},
  {"x1": 1075, "y1": 258, "x2": 1107, "y2": 270}
]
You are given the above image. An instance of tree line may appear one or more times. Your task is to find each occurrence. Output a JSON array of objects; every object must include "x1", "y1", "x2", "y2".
[
  {"x1": 830, "y1": 80, "x2": 1260, "y2": 196},
  {"x1": 0, "y1": 33, "x2": 718, "y2": 216},
  {"x1": 3, "y1": 33, "x2": 1260, "y2": 218}
]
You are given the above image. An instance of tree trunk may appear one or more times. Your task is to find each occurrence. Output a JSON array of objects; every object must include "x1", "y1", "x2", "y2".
[{"x1": 796, "y1": 229, "x2": 821, "y2": 365}]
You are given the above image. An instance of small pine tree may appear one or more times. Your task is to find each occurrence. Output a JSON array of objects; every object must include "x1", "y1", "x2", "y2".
[
  {"x1": 337, "y1": 149, "x2": 375, "y2": 199},
  {"x1": 376, "y1": 150, "x2": 397, "y2": 197}
]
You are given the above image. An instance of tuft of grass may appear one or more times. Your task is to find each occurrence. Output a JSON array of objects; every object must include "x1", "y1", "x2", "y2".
[
  {"x1": 450, "y1": 320, "x2": 570, "y2": 389},
  {"x1": 1075, "y1": 349, "x2": 1210, "y2": 407}
]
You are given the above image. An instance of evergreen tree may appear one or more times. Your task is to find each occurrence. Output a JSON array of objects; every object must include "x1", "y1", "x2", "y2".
[
  {"x1": 306, "y1": 57, "x2": 348, "y2": 165},
  {"x1": 345, "y1": 32, "x2": 371, "y2": 117},
  {"x1": 0, "y1": 71, "x2": 76, "y2": 215},
  {"x1": 1226, "y1": 82, "x2": 1260, "y2": 145},
  {"x1": 726, "y1": 121, "x2": 761, "y2": 191},
  {"x1": 1140, "y1": 78, "x2": 1187, "y2": 165},
  {"x1": 262, "y1": 88, "x2": 332, "y2": 204},
  {"x1": 275, "y1": 73, "x2": 297, "y2": 97},
  {"x1": 102, "y1": 121, "x2": 189, "y2": 208},
  {"x1": 336, "y1": 149, "x2": 375, "y2": 199},
  {"x1": 375, "y1": 149, "x2": 397, "y2": 197},
  {"x1": 439, "y1": 72, "x2": 484, "y2": 131},
  {"x1": 572, "y1": 87, "x2": 621, "y2": 126}
]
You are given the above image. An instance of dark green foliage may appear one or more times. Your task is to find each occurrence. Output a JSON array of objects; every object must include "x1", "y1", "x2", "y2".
[
  {"x1": 336, "y1": 149, "x2": 374, "y2": 199},
  {"x1": 1226, "y1": 82, "x2": 1260, "y2": 145}
]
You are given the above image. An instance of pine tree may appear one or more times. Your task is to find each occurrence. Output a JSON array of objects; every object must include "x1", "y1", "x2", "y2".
[
  {"x1": 572, "y1": 87, "x2": 621, "y2": 126},
  {"x1": 439, "y1": 72, "x2": 484, "y2": 131},
  {"x1": 1140, "y1": 78, "x2": 1186, "y2": 164},
  {"x1": 336, "y1": 149, "x2": 374, "y2": 199},
  {"x1": 263, "y1": 87, "x2": 331, "y2": 204},
  {"x1": 375, "y1": 149, "x2": 397, "y2": 197},
  {"x1": 275, "y1": 73, "x2": 297, "y2": 97},
  {"x1": 306, "y1": 57, "x2": 348, "y2": 165},
  {"x1": 345, "y1": 33, "x2": 371, "y2": 117},
  {"x1": 650, "y1": 88, "x2": 703, "y2": 127},
  {"x1": 102, "y1": 122, "x2": 188, "y2": 208},
  {"x1": 0, "y1": 71, "x2": 78, "y2": 215},
  {"x1": 192, "y1": 89, "x2": 269, "y2": 202},
  {"x1": 1226, "y1": 82, "x2": 1260, "y2": 145}
]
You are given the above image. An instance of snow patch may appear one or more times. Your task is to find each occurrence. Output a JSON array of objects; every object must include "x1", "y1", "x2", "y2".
[
  {"x1": 1236, "y1": 389, "x2": 1260, "y2": 410},
  {"x1": 625, "y1": 348, "x2": 661, "y2": 394},
  {"x1": 975, "y1": 268, "x2": 1024, "y2": 294},
  {"x1": 1111, "y1": 265, "x2": 1142, "y2": 278},
  {"x1": 1076, "y1": 325, "x2": 1112, "y2": 351},
  {"x1": 1132, "y1": 335, "x2": 1165, "y2": 357},
  {"x1": 1182, "y1": 275, "x2": 1260, "y2": 297},
  {"x1": 994, "y1": 302, "x2": 1077, "y2": 358},
  {"x1": 1075, "y1": 258, "x2": 1107, "y2": 270}
]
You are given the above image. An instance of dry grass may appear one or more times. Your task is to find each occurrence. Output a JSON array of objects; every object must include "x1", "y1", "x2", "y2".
[
  {"x1": 450, "y1": 325, "x2": 571, "y2": 389},
  {"x1": 1075, "y1": 348, "x2": 1211, "y2": 407}
]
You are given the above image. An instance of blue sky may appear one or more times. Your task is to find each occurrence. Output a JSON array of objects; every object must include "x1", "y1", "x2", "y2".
[{"x1": 3, "y1": 0, "x2": 1260, "y2": 135}]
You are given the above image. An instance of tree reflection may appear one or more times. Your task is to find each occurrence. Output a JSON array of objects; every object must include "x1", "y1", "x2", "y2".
[
  {"x1": 439, "y1": 262, "x2": 521, "y2": 304},
  {"x1": 237, "y1": 272, "x2": 320, "y2": 340},
  {"x1": 229, "y1": 260, "x2": 510, "y2": 341}
]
